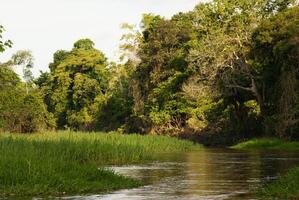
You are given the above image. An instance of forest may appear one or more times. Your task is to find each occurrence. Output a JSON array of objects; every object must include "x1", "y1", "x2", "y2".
[
  {"x1": 0, "y1": 0, "x2": 299, "y2": 199},
  {"x1": 1, "y1": 0, "x2": 298, "y2": 144}
]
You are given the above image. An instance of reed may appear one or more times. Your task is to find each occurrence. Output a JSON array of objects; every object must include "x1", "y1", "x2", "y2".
[
  {"x1": 232, "y1": 138, "x2": 299, "y2": 199},
  {"x1": 231, "y1": 138, "x2": 299, "y2": 150},
  {"x1": 0, "y1": 131, "x2": 201, "y2": 197},
  {"x1": 258, "y1": 167, "x2": 299, "y2": 199}
]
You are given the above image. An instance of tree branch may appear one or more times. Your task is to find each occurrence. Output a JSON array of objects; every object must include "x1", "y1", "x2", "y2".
[{"x1": 225, "y1": 84, "x2": 253, "y2": 92}]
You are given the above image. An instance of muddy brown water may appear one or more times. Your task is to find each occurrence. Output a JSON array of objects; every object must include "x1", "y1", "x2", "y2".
[{"x1": 8, "y1": 149, "x2": 299, "y2": 200}]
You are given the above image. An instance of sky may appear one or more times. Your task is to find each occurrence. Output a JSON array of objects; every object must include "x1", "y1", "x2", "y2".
[{"x1": 0, "y1": 0, "x2": 202, "y2": 76}]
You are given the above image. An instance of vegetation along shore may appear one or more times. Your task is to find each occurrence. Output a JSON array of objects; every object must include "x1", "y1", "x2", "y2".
[
  {"x1": 233, "y1": 138, "x2": 299, "y2": 199},
  {"x1": 0, "y1": 131, "x2": 201, "y2": 197}
]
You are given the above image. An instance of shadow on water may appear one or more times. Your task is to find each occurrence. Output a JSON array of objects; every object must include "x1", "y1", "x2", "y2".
[{"x1": 5, "y1": 149, "x2": 299, "y2": 200}]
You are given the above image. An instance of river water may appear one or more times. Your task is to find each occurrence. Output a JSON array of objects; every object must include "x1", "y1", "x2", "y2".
[{"x1": 60, "y1": 149, "x2": 299, "y2": 200}]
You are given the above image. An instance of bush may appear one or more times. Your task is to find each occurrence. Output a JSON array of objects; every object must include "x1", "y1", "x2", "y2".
[
  {"x1": 0, "y1": 89, "x2": 55, "y2": 133},
  {"x1": 0, "y1": 65, "x2": 56, "y2": 133}
]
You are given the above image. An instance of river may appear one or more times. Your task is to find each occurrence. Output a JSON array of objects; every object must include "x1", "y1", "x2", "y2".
[{"x1": 58, "y1": 149, "x2": 299, "y2": 200}]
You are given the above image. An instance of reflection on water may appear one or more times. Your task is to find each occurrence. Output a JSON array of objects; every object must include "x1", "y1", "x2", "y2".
[{"x1": 10, "y1": 149, "x2": 299, "y2": 200}]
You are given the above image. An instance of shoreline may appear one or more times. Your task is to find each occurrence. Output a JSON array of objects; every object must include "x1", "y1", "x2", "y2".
[
  {"x1": 232, "y1": 138, "x2": 299, "y2": 199},
  {"x1": 0, "y1": 131, "x2": 201, "y2": 197}
]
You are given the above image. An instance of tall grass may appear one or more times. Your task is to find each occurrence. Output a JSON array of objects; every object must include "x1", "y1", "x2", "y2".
[
  {"x1": 232, "y1": 138, "x2": 299, "y2": 199},
  {"x1": 0, "y1": 131, "x2": 201, "y2": 197},
  {"x1": 258, "y1": 167, "x2": 299, "y2": 199},
  {"x1": 231, "y1": 138, "x2": 299, "y2": 150}
]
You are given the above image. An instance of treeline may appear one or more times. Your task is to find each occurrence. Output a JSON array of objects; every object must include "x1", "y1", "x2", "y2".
[{"x1": 0, "y1": 0, "x2": 298, "y2": 141}]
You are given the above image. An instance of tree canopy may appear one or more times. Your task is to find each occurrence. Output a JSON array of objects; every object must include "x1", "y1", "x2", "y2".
[{"x1": 38, "y1": 39, "x2": 109, "y2": 130}]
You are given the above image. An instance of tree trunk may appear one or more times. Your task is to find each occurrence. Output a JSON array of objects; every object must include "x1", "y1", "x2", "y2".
[{"x1": 251, "y1": 78, "x2": 265, "y2": 116}]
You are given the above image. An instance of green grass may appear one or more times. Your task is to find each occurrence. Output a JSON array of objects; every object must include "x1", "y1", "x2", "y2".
[
  {"x1": 0, "y1": 131, "x2": 201, "y2": 197},
  {"x1": 257, "y1": 167, "x2": 299, "y2": 199},
  {"x1": 232, "y1": 138, "x2": 299, "y2": 199},
  {"x1": 231, "y1": 138, "x2": 299, "y2": 150}
]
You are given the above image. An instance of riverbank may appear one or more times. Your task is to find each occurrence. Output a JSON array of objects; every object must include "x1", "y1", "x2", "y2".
[
  {"x1": 231, "y1": 138, "x2": 299, "y2": 150},
  {"x1": 0, "y1": 131, "x2": 201, "y2": 197},
  {"x1": 232, "y1": 138, "x2": 299, "y2": 199},
  {"x1": 258, "y1": 167, "x2": 299, "y2": 199}
]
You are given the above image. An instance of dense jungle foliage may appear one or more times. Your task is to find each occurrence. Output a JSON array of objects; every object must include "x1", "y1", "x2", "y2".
[{"x1": 0, "y1": 0, "x2": 298, "y2": 143}]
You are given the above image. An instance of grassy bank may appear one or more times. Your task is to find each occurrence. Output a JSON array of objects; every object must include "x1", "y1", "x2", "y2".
[
  {"x1": 231, "y1": 138, "x2": 299, "y2": 150},
  {"x1": 0, "y1": 131, "x2": 201, "y2": 197},
  {"x1": 232, "y1": 138, "x2": 299, "y2": 199},
  {"x1": 258, "y1": 167, "x2": 299, "y2": 199}
]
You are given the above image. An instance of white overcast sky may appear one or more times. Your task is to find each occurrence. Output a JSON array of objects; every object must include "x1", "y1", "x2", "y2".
[{"x1": 0, "y1": 0, "x2": 202, "y2": 76}]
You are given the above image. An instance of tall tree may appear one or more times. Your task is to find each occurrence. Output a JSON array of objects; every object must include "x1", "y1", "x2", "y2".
[
  {"x1": 0, "y1": 28, "x2": 54, "y2": 133},
  {"x1": 126, "y1": 13, "x2": 194, "y2": 134},
  {"x1": 251, "y1": 5, "x2": 299, "y2": 138},
  {"x1": 11, "y1": 50, "x2": 34, "y2": 94},
  {"x1": 181, "y1": 0, "x2": 296, "y2": 137},
  {"x1": 40, "y1": 39, "x2": 109, "y2": 130}
]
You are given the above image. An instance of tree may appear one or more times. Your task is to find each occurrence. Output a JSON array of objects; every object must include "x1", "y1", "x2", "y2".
[
  {"x1": 0, "y1": 66, "x2": 20, "y2": 90},
  {"x1": 251, "y1": 5, "x2": 299, "y2": 138},
  {"x1": 95, "y1": 62, "x2": 134, "y2": 131},
  {"x1": 1, "y1": 50, "x2": 34, "y2": 94},
  {"x1": 40, "y1": 39, "x2": 109, "y2": 130},
  {"x1": 11, "y1": 50, "x2": 34, "y2": 94},
  {"x1": 180, "y1": 0, "x2": 296, "y2": 137},
  {"x1": 125, "y1": 13, "x2": 194, "y2": 134},
  {"x1": 187, "y1": 0, "x2": 270, "y2": 115},
  {"x1": 0, "y1": 31, "x2": 54, "y2": 132}
]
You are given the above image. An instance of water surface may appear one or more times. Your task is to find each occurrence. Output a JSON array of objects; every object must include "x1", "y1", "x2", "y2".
[{"x1": 60, "y1": 149, "x2": 299, "y2": 200}]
